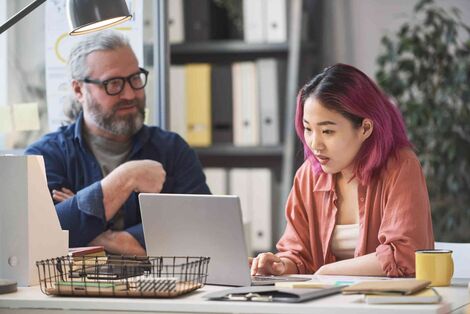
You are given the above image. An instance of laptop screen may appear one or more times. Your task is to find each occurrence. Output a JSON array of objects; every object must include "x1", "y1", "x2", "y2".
[{"x1": 139, "y1": 193, "x2": 252, "y2": 286}]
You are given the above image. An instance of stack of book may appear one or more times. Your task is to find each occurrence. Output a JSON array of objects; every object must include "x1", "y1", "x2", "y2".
[{"x1": 68, "y1": 246, "x2": 106, "y2": 269}]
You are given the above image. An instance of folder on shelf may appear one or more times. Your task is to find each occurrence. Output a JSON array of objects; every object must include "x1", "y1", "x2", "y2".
[
  {"x1": 211, "y1": 64, "x2": 233, "y2": 144},
  {"x1": 242, "y1": 0, "x2": 265, "y2": 42},
  {"x1": 229, "y1": 168, "x2": 251, "y2": 225},
  {"x1": 232, "y1": 62, "x2": 260, "y2": 146},
  {"x1": 265, "y1": 0, "x2": 287, "y2": 42},
  {"x1": 204, "y1": 167, "x2": 228, "y2": 195},
  {"x1": 168, "y1": 0, "x2": 184, "y2": 43},
  {"x1": 257, "y1": 59, "x2": 280, "y2": 146},
  {"x1": 169, "y1": 65, "x2": 187, "y2": 139},
  {"x1": 184, "y1": 0, "x2": 210, "y2": 41},
  {"x1": 185, "y1": 64, "x2": 212, "y2": 147},
  {"x1": 229, "y1": 168, "x2": 272, "y2": 252},
  {"x1": 250, "y1": 169, "x2": 272, "y2": 251}
]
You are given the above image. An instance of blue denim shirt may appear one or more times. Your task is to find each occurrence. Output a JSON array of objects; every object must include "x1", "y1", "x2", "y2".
[{"x1": 25, "y1": 114, "x2": 210, "y2": 248}]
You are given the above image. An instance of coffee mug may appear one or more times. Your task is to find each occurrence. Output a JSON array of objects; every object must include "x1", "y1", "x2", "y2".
[{"x1": 415, "y1": 249, "x2": 454, "y2": 287}]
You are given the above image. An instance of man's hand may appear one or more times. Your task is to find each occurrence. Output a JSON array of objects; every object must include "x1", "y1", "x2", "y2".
[
  {"x1": 89, "y1": 230, "x2": 146, "y2": 256},
  {"x1": 250, "y1": 252, "x2": 287, "y2": 276},
  {"x1": 120, "y1": 160, "x2": 166, "y2": 194},
  {"x1": 52, "y1": 187, "x2": 75, "y2": 202},
  {"x1": 101, "y1": 160, "x2": 166, "y2": 221}
]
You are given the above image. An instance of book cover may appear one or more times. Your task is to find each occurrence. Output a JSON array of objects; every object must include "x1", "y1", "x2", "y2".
[{"x1": 68, "y1": 246, "x2": 105, "y2": 257}]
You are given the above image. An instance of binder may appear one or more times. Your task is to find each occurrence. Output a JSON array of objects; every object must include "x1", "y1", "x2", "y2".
[
  {"x1": 257, "y1": 58, "x2": 280, "y2": 146},
  {"x1": 232, "y1": 62, "x2": 260, "y2": 146},
  {"x1": 265, "y1": 0, "x2": 287, "y2": 42},
  {"x1": 229, "y1": 168, "x2": 251, "y2": 224},
  {"x1": 242, "y1": 0, "x2": 264, "y2": 42},
  {"x1": 229, "y1": 168, "x2": 272, "y2": 252},
  {"x1": 250, "y1": 169, "x2": 272, "y2": 251},
  {"x1": 204, "y1": 168, "x2": 228, "y2": 195},
  {"x1": 184, "y1": 0, "x2": 210, "y2": 41},
  {"x1": 169, "y1": 65, "x2": 186, "y2": 139},
  {"x1": 205, "y1": 285, "x2": 344, "y2": 303},
  {"x1": 211, "y1": 64, "x2": 233, "y2": 144},
  {"x1": 168, "y1": 0, "x2": 184, "y2": 43},
  {"x1": 185, "y1": 64, "x2": 212, "y2": 147}
]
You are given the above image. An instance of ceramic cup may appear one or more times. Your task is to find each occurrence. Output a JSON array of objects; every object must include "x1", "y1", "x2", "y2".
[{"x1": 415, "y1": 249, "x2": 454, "y2": 287}]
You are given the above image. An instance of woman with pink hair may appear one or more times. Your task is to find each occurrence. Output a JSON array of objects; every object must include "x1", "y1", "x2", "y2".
[{"x1": 251, "y1": 64, "x2": 434, "y2": 277}]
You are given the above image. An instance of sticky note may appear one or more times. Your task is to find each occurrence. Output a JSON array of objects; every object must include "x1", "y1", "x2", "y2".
[
  {"x1": 12, "y1": 102, "x2": 40, "y2": 131},
  {"x1": 0, "y1": 105, "x2": 13, "y2": 133}
]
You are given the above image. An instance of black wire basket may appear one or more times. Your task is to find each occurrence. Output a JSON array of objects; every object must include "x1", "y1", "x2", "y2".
[{"x1": 36, "y1": 255, "x2": 210, "y2": 297}]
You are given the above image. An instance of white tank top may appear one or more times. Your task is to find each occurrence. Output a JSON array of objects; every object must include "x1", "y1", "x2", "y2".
[{"x1": 331, "y1": 224, "x2": 359, "y2": 260}]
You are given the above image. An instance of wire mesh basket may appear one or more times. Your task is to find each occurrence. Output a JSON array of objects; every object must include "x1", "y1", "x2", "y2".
[{"x1": 36, "y1": 255, "x2": 210, "y2": 297}]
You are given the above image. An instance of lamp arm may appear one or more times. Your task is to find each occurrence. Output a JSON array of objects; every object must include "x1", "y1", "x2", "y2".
[{"x1": 0, "y1": 0, "x2": 46, "y2": 34}]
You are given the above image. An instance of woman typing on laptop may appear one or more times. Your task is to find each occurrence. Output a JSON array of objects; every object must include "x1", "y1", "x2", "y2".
[{"x1": 251, "y1": 64, "x2": 434, "y2": 278}]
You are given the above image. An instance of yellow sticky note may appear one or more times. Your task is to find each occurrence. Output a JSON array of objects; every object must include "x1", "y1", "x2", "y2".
[
  {"x1": 13, "y1": 102, "x2": 40, "y2": 131},
  {"x1": 0, "y1": 106, "x2": 13, "y2": 133}
]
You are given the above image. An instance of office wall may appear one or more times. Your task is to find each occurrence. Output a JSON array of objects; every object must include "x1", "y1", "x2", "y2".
[{"x1": 322, "y1": 0, "x2": 470, "y2": 79}]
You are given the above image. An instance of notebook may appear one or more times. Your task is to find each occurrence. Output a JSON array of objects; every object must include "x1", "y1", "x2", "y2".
[
  {"x1": 138, "y1": 193, "x2": 310, "y2": 286},
  {"x1": 365, "y1": 288, "x2": 441, "y2": 304}
]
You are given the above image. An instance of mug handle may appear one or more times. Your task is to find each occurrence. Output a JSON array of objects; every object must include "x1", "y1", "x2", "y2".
[{"x1": 449, "y1": 256, "x2": 454, "y2": 279}]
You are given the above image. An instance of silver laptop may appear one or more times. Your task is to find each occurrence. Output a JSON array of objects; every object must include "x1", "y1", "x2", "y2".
[{"x1": 138, "y1": 193, "x2": 309, "y2": 286}]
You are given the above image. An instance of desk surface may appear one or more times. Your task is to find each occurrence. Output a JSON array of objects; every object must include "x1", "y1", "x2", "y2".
[{"x1": 0, "y1": 283, "x2": 469, "y2": 314}]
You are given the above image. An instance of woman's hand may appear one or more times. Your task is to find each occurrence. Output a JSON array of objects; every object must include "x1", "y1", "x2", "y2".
[{"x1": 250, "y1": 252, "x2": 287, "y2": 276}]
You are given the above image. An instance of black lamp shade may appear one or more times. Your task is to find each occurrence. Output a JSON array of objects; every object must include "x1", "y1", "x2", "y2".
[{"x1": 67, "y1": 0, "x2": 132, "y2": 36}]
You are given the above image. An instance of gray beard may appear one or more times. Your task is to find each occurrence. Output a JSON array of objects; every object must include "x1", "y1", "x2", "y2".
[{"x1": 87, "y1": 95, "x2": 146, "y2": 137}]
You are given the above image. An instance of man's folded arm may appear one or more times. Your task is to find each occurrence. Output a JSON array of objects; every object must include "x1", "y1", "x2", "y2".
[{"x1": 56, "y1": 182, "x2": 107, "y2": 247}]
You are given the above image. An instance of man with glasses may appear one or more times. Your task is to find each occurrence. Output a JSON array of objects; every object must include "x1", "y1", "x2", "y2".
[{"x1": 26, "y1": 30, "x2": 210, "y2": 255}]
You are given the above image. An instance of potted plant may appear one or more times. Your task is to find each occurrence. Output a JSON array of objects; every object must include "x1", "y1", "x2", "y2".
[{"x1": 376, "y1": 0, "x2": 470, "y2": 241}]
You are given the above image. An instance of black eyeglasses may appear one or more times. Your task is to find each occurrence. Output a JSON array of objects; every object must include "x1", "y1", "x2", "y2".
[{"x1": 82, "y1": 68, "x2": 149, "y2": 96}]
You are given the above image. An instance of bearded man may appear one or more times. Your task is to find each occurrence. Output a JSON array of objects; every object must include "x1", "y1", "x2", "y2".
[{"x1": 26, "y1": 30, "x2": 210, "y2": 255}]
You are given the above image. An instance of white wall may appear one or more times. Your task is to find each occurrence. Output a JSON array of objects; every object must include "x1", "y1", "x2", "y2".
[{"x1": 323, "y1": 0, "x2": 470, "y2": 79}]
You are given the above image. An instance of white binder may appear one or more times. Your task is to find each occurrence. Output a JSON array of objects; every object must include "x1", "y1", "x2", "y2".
[
  {"x1": 204, "y1": 168, "x2": 228, "y2": 195},
  {"x1": 265, "y1": 0, "x2": 287, "y2": 42},
  {"x1": 169, "y1": 65, "x2": 187, "y2": 139},
  {"x1": 168, "y1": 0, "x2": 184, "y2": 43},
  {"x1": 257, "y1": 58, "x2": 280, "y2": 146},
  {"x1": 242, "y1": 0, "x2": 265, "y2": 42},
  {"x1": 232, "y1": 62, "x2": 260, "y2": 146},
  {"x1": 250, "y1": 169, "x2": 272, "y2": 251},
  {"x1": 229, "y1": 168, "x2": 272, "y2": 252}
]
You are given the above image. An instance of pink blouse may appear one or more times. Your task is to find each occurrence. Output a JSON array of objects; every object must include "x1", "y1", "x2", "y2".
[{"x1": 276, "y1": 148, "x2": 434, "y2": 277}]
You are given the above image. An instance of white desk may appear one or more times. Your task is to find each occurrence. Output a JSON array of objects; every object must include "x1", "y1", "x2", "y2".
[{"x1": 0, "y1": 284, "x2": 468, "y2": 314}]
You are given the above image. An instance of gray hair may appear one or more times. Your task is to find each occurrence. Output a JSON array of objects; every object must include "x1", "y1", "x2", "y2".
[
  {"x1": 64, "y1": 30, "x2": 131, "y2": 122},
  {"x1": 68, "y1": 29, "x2": 131, "y2": 81}
]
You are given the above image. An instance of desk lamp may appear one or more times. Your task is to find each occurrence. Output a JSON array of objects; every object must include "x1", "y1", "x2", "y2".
[{"x1": 0, "y1": 0, "x2": 132, "y2": 294}]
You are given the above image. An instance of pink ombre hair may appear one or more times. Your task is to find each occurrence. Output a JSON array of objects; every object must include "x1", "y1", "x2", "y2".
[{"x1": 294, "y1": 63, "x2": 412, "y2": 184}]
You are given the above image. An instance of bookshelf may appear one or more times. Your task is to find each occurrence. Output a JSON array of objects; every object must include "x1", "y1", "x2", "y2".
[{"x1": 152, "y1": 0, "x2": 322, "y2": 251}]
